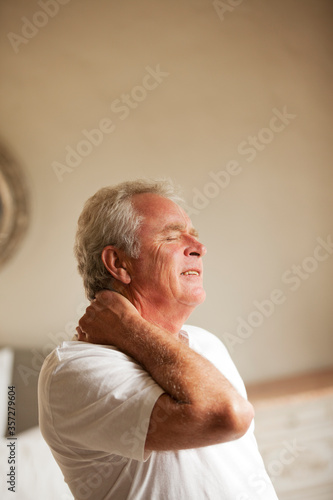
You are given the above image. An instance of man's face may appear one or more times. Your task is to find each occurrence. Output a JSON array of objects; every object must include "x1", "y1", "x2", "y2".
[{"x1": 126, "y1": 193, "x2": 207, "y2": 316}]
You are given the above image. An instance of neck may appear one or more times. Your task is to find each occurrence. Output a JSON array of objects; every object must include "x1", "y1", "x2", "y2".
[
  {"x1": 116, "y1": 284, "x2": 193, "y2": 336},
  {"x1": 134, "y1": 298, "x2": 193, "y2": 336}
]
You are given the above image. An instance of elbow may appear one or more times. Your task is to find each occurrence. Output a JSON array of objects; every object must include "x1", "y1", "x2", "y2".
[
  {"x1": 212, "y1": 398, "x2": 255, "y2": 442},
  {"x1": 225, "y1": 399, "x2": 254, "y2": 439}
]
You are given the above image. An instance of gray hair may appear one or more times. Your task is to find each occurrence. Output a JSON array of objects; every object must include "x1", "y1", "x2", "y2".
[{"x1": 74, "y1": 178, "x2": 184, "y2": 300}]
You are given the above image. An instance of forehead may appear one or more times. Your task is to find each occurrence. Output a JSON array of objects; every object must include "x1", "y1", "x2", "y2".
[{"x1": 131, "y1": 193, "x2": 193, "y2": 234}]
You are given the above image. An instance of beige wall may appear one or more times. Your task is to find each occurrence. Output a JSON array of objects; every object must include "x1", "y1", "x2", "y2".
[{"x1": 0, "y1": 0, "x2": 332, "y2": 383}]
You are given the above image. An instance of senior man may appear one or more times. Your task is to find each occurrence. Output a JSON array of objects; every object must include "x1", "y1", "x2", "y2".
[{"x1": 38, "y1": 179, "x2": 279, "y2": 500}]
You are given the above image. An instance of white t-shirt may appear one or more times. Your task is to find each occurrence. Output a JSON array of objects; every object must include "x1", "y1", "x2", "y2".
[{"x1": 38, "y1": 325, "x2": 279, "y2": 500}]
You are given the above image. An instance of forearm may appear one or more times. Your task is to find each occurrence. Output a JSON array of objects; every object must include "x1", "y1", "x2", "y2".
[
  {"x1": 116, "y1": 316, "x2": 254, "y2": 434},
  {"x1": 78, "y1": 292, "x2": 254, "y2": 441}
]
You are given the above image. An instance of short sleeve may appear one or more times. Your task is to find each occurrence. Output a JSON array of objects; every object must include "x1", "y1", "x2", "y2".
[{"x1": 39, "y1": 342, "x2": 165, "y2": 462}]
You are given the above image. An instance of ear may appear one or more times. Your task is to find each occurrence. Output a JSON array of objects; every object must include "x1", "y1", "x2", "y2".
[{"x1": 101, "y1": 246, "x2": 131, "y2": 285}]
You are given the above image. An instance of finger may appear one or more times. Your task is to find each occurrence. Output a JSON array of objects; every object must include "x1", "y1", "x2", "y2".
[
  {"x1": 76, "y1": 326, "x2": 87, "y2": 342},
  {"x1": 80, "y1": 304, "x2": 98, "y2": 325},
  {"x1": 95, "y1": 289, "x2": 113, "y2": 304},
  {"x1": 95, "y1": 289, "x2": 121, "y2": 307}
]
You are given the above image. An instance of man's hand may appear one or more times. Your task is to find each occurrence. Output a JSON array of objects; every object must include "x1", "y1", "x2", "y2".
[{"x1": 77, "y1": 290, "x2": 143, "y2": 347}]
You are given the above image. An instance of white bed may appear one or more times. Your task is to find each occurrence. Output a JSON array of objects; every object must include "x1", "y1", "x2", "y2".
[
  {"x1": 0, "y1": 347, "x2": 73, "y2": 499},
  {"x1": 0, "y1": 426, "x2": 72, "y2": 499}
]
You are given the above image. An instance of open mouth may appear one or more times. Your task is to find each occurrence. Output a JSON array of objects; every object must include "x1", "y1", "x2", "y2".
[{"x1": 181, "y1": 270, "x2": 200, "y2": 276}]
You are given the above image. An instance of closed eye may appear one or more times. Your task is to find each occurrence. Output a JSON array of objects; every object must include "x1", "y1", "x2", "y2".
[{"x1": 161, "y1": 224, "x2": 199, "y2": 241}]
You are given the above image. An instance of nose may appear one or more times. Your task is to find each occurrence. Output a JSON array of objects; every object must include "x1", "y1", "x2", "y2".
[{"x1": 184, "y1": 236, "x2": 207, "y2": 257}]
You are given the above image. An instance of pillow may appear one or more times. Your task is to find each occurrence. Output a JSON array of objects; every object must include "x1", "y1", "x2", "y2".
[{"x1": 0, "y1": 348, "x2": 14, "y2": 437}]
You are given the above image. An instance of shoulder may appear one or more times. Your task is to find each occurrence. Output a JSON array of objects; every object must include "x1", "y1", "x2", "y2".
[
  {"x1": 38, "y1": 340, "x2": 161, "y2": 417},
  {"x1": 184, "y1": 324, "x2": 247, "y2": 398},
  {"x1": 184, "y1": 324, "x2": 229, "y2": 353},
  {"x1": 38, "y1": 341, "x2": 142, "y2": 397},
  {"x1": 184, "y1": 324, "x2": 233, "y2": 366},
  {"x1": 40, "y1": 341, "x2": 125, "y2": 373}
]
